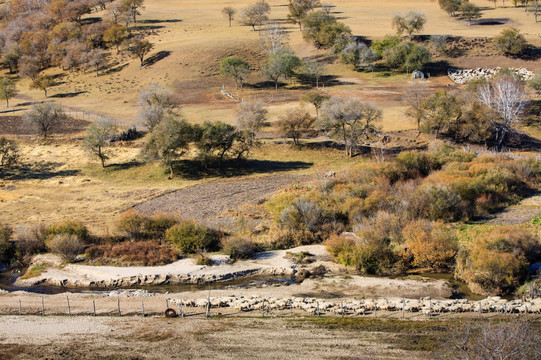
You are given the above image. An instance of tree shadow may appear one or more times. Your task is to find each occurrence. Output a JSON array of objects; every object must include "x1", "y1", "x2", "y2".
[
  {"x1": 130, "y1": 24, "x2": 164, "y2": 31},
  {"x1": 518, "y1": 45, "x2": 541, "y2": 61},
  {"x1": 104, "y1": 62, "x2": 129, "y2": 75},
  {"x1": 104, "y1": 161, "x2": 144, "y2": 171},
  {"x1": 0, "y1": 108, "x2": 25, "y2": 114},
  {"x1": 0, "y1": 162, "x2": 80, "y2": 181},
  {"x1": 50, "y1": 91, "x2": 88, "y2": 98},
  {"x1": 505, "y1": 131, "x2": 541, "y2": 152},
  {"x1": 426, "y1": 60, "x2": 454, "y2": 76},
  {"x1": 80, "y1": 17, "x2": 102, "y2": 25},
  {"x1": 144, "y1": 51, "x2": 171, "y2": 67},
  {"x1": 139, "y1": 19, "x2": 182, "y2": 24},
  {"x1": 173, "y1": 159, "x2": 312, "y2": 180},
  {"x1": 476, "y1": 18, "x2": 510, "y2": 26}
]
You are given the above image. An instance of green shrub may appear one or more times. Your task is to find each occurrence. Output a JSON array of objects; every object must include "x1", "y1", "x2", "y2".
[
  {"x1": 193, "y1": 253, "x2": 213, "y2": 266},
  {"x1": 410, "y1": 184, "x2": 463, "y2": 221},
  {"x1": 48, "y1": 234, "x2": 84, "y2": 262},
  {"x1": 395, "y1": 151, "x2": 436, "y2": 178},
  {"x1": 222, "y1": 237, "x2": 259, "y2": 260},
  {"x1": 165, "y1": 220, "x2": 219, "y2": 254},
  {"x1": 46, "y1": 220, "x2": 89, "y2": 244},
  {"x1": 494, "y1": 28, "x2": 527, "y2": 56},
  {"x1": 144, "y1": 214, "x2": 178, "y2": 237}
]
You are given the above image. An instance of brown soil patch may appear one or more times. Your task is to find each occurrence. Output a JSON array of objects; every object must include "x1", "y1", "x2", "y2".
[
  {"x1": 134, "y1": 173, "x2": 308, "y2": 230},
  {"x1": 0, "y1": 116, "x2": 90, "y2": 136}
]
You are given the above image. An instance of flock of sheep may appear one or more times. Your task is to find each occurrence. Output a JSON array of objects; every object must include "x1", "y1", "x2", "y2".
[{"x1": 168, "y1": 295, "x2": 541, "y2": 316}]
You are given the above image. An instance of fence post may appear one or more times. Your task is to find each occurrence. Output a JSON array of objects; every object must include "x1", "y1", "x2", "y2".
[
  {"x1": 166, "y1": 299, "x2": 169, "y2": 310},
  {"x1": 262, "y1": 300, "x2": 265, "y2": 318},
  {"x1": 316, "y1": 301, "x2": 319, "y2": 316},
  {"x1": 67, "y1": 296, "x2": 71, "y2": 316},
  {"x1": 341, "y1": 302, "x2": 344, "y2": 317},
  {"x1": 141, "y1": 300, "x2": 145, "y2": 317},
  {"x1": 478, "y1": 301, "x2": 481, "y2": 319},
  {"x1": 18, "y1": 299, "x2": 22, "y2": 315},
  {"x1": 180, "y1": 298, "x2": 184, "y2": 317},
  {"x1": 93, "y1": 300, "x2": 96, "y2": 316},
  {"x1": 290, "y1": 302, "x2": 293, "y2": 317},
  {"x1": 41, "y1": 297, "x2": 45, "y2": 316},
  {"x1": 402, "y1": 299, "x2": 405, "y2": 319},
  {"x1": 429, "y1": 300, "x2": 432, "y2": 318},
  {"x1": 117, "y1": 296, "x2": 121, "y2": 316},
  {"x1": 177, "y1": 302, "x2": 181, "y2": 318}
]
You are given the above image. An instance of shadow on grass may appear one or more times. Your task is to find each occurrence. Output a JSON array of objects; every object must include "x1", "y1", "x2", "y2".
[
  {"x1": 104, "y1": 161, "x2": 144, "y2": 171},
  {"x1": 139, "y1": 19, "x2": 182, "y2": 24},
  {"x1": 50, "y1": 91, "x2": 88, "y2": 99},
  {"x1": 173, "y1": 159, "x2": 313, "y2": 180},
  {"x1": 144, "y1": 51, "x2": 171, "y2": 67},
  {"x1": 0, "y1": 162, "x2": 80, "y2": 181},
  {"x1": 426, "y1": 60, "x2": 454, "y2": 77}
]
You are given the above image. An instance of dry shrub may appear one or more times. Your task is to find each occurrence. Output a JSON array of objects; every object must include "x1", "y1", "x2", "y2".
[
  {"x1": 144, "y1": 213, "x2": 178, "y2": 237},
  {"x1": 193, "y1": 253, "x2": 213, "y2": 266},
  {"x1": 0, "y1": 223, "x2": 14, "y2": 264},
  {"x1": 455, "y1": 227, "x2": 540, "y2": 295},
  {"x1": 409, "y1": 184, "x2": 463, "y2": 222},
  {"x1": 48, "y1": 234, "x2": 83, "y2": 262},
  {"x1": 85, "y1": 240, "x2": 179, "y2": 266},
  {"x1": 222, "y1": 237, "x2": 259, "y2": 260},
  {"x1": 402, "y1": 220, "x2": 457, "y2": 270},
  {"x1": 266, "y1": 228, "x2": 318, "y2": 250},
  {"x1": 16, "y1": 223, "x2": 47, "y2": 261},
  {"x1": 165, "y1": 220, "x2": 219, "y2": 254},
  {"x1": 46, "y1": 220, "x2": 89, "y2": 244},
  {"x1": 116, "y1": 210, "x2": 147, "y2": 239},
  {"x1": 279, "y1": 198, "x2": 323, "y2": 232}
]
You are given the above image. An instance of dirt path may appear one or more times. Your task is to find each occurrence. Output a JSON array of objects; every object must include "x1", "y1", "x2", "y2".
[
  {"x1": 134, "y1": 173, "x2": 309, "y2": 230},
  {"x1": 477, "y1": 194, "x2": 541, "y2": 225}
]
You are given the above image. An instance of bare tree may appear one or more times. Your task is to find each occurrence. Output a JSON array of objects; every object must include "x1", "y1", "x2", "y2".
[
  {"x1": 260, "y1": 22, "x2": 289, "y2": 54},
  {"x1": 222, "y1": 6, "x2": 236, "y2": 27},
  {"x1": 127, "y1": 37, "x2": 153, "y2": 66},
  {"x1": 84, "y1": 118, "x2": 117, "y2": 167},
  {"x1": 24, "y1": 101, "x2": 65, "y2": 138},
  {"x1": 137, "y1": 83, "x2": 177, "y2": 132},
  {"x1": 319, "y1": 97, "x2": 382, "y2": 157},
  {"x1": 478, "y1": 75, "x2": 528, "y2": 150},
  {"x1": 302, "y1": 59, "x2": 326, "y2": 88},
  {"x1": 240, "y1": 1, "x2": 271, "y2": 31},
  {"x1": 404, "y1": 81, "x2": 430, "y2": 131},
  {"x1": 435, "y1": 320, "x2": 541, "y2": 360},
  {"x1": 236, "y1": 99, "x2": 268, "y2": 149}
]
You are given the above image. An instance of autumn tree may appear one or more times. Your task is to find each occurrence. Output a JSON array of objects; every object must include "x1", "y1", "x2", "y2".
[
  {"x1": 287, "y1": 0, "x2": 320, "y2": 30},
  {"x1": 0, "y1": 77, "x2": 17, "y2": 107},
  {"x1": 193, "y1": 121, "x2": 239, "y2": 163},
  {"x1": 302, "y1": 91, "x2": 329, "y2": 117},
  {"x1": 219, "y1": 56, "x2": 250, "y2": 90},
  {"x1": 262, "y1": 49, "x2": 301, "y2": 90},
  {"x1": 103, "y1": 24, "x2": 127, "y2": 53},
  {"x1": 127, "y1": 37, "x2": 153, "y2": 66},
  {"x1": 120, "y1": 0, "x2": 144, "y2": 23},
  {"x1": 24, "y1": 101, "x2": 65, "y2": 138},
  {"x1": 0, "y1": 137, "x2": 20, "y2": 169},
  {"x1": 301, "y1": 60, "x2": 326, "y2": 88},
  {"x1": 277, "y1": 107, "x2": 315, "y2": 145},
  {"x1": 302, "y1": 10, "x2": 351, "y2": 49},
  {"x1": 438, "y1": 0, "x2": 462, "y2": 17},
  {"x1": 319, "y1": 97, "x2": 382, "y2": 157},
  {"x1": 392, "y1": 11, "x2": 426, "y2": 40},
  {"x1": 30, "y1": 75, "x2": 55, "y2": 98},
  {"x1": 222, "y1": 6, "x2": 236, "y2": 27},
  {"x1": 84, "y1": 119, "x2": 117, "y2": 167}
]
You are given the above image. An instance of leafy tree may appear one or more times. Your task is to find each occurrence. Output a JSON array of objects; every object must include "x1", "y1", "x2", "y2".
[
  {"x1": 86, "y1": 49, "x2": 107, "y2": 76},
  {"x1": 30, "y1": 75, "x2": 55, "y2": 98},
  {"x1": 319, "y1": 97, "x2": 382, "y2": 157},
  {"x1": 371, "y1": 34, "x2": 402, "y2": 58},
  {"x1": 222, "y1": 6, "x2": 236, "y2": 27},
  {"x1": 262, "y1": 49, "x2": 301, "y2": 90},
  {"x1": 219, "y1": 56, "x2": 250, "y2": 90},
  {"x1": 144, "y1": 116, "x2": 194, "y2": 177},
  {"x1": 301, "y1": 90, "x2": 330, "y2": 117},
  {"x1": 137, "y1": 83, "x2": 177, "y2": 132},
  {"x1": 0, "y1": 77, "x2": 17, "y2": 107},
  {"x1": 302, "y1": 10, "x2": 351, "y2": 49},
  {"x1": 383, "y1": 41, "x2": 431, "y2": 72},
  {"x1": 392, "y1": 11, "x2": 426, "y2": 40},
  {"x1": 127, "y1": 37, "x2": 154, "y2": 66},
  {"x1": 287, "y1": 0, "x2": 320, "y2": 30},
  {"x1": 438, "y1": 0, "x2": 462, "y2": 17},
  {"x1": 84, "y1": 119, "x2": 117, "y2": 167},
  {"x1": 301, "y1": 60, "x2": 326, "y2": 88},
  {"x1": 460, "y1": 2, "x2": 482, "y2": 25},
  {"x1": 277, "y1": 107, "x2": 315, "y2": 145},
  {"x1": 494, "y1": 28, "x2": 527, "y2": 56},
  {"x1": 24, "y1": 101, "x2": 65, "y2": 138},
  {"x1": 193, "y1": 121, "x2": 239, "y2": 163},
  {"x1": 103, "y1": 24, "x2": 127, "y2": 53},
  {"x1": 419, "y1": 90, "x2": 462, "y2": 137},
  {"x1": 240, "y1": 0, "x2": 270, "y2": 31},
  {"x1": 2, "y1": 45, "x2": 21, "y2": 74},
  {"x1": 0, "y1": 137, "x2": 20, "y2": 169}
]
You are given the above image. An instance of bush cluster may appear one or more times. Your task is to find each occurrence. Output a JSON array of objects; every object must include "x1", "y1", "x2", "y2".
[
  {"x1": 85, "y1": 240, "x2": 179, "y2": 266},
  {"x1": 165, "y1": 220, "x2": 219, "y2": 254},
  {"x1": 116, "y1": 210, "x2": 177, "y2": 239},
  {"x1": 222, "y1": 237, "x2": 259, "y2": 261},
  {"x1": 46, "y1": 220, "x2": 90, "y2": 244}
]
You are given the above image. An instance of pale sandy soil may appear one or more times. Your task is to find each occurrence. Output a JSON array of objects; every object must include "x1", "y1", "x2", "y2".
[{"x1": 0, "y1": 316, "x2": 418, "y2": 360}]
